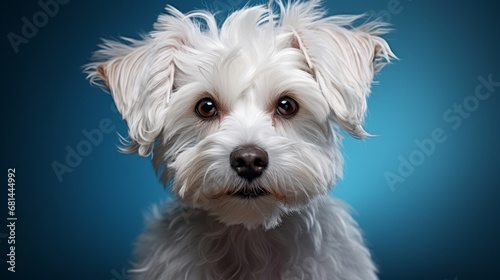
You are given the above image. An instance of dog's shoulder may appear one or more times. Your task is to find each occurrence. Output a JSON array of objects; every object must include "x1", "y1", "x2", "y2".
[
  {"x1": 130, "y1": 199, "x2": 208, "y2": 279},
  {"x1": 279, "y1": 197, "x2": 378, "y2": 279}
]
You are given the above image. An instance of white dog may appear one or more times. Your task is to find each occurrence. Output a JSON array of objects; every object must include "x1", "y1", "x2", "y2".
[{"x1": 86, "y1": 1, "x2": 395, "y2": 279}]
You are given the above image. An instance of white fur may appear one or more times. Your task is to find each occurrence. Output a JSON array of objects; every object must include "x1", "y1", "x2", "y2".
[
  {"x1": 134, "y1": 197, "x2": 376, "y2": 280},
  {"x1": 85, "y1": 0, "x2": 395, "y2": 279}
]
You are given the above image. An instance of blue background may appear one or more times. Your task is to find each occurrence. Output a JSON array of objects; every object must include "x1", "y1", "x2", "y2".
[{"x1": 2, "y1": 0, "x2": 499, "y2": 279}]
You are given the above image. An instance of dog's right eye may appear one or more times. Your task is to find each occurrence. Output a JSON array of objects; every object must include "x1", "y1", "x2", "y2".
[{"x1": 195, "y1": 98, "x2": 218, "y2": 119}]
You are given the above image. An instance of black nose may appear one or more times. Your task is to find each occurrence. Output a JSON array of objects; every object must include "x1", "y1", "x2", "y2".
[{"x1": 230, "y1": 146, "x2": 268, "y2": 181}]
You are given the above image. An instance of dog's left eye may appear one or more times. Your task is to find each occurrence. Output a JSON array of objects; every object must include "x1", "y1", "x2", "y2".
[
  {"x1": 195, "y1": 98, "x2": 218, "y2": 118},
  {"x1": 276, "y1": 97, "x2": 299, "y2": 117}
]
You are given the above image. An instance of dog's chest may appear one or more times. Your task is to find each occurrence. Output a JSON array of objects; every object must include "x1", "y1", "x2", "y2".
[{"x1": 200, "y1": 225, "x2": 290, "y2": 279}]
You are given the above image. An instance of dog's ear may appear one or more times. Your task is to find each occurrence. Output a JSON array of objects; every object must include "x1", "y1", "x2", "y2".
[
  {"x1": 281, "y1": 1, "x2": 396, "y2": 138},
  {"x1": 85, "y1": 7, "x2": 199, "y2": 156}
]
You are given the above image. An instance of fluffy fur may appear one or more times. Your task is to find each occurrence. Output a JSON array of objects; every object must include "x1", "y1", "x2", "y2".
[{"x1": 85, "y1": 0, "x2": 395, "y2": 279}]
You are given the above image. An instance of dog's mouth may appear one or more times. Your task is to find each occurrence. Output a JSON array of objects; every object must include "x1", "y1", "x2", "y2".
[{"x1": 230, "y1": 187, "x2": 270, "y2": 199}]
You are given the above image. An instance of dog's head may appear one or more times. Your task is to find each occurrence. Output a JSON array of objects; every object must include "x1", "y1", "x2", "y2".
[{"x1": 86, "y1": 0, "x2": 395, "y2": 229}]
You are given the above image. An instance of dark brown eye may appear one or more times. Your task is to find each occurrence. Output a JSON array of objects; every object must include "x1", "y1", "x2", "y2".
[
  {"x1": 195, "y1": 98, "x2": 218, "y2": 118},
  {"x1": 276, "y1": 97, "x2": 299, "y2": 117}
]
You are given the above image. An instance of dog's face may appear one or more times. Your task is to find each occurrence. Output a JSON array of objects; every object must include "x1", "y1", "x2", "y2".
[
  {"x1": 163, "y1": 47, "x2": 338, "y2": 229},
  {"x1": 86, "y1": 1, "x2": 395, "y2": 229}
]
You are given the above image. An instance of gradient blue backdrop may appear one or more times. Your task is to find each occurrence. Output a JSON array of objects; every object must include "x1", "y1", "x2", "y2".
[{"x1": 2, "y1": 0, "x2": 499, "y2": 279}]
